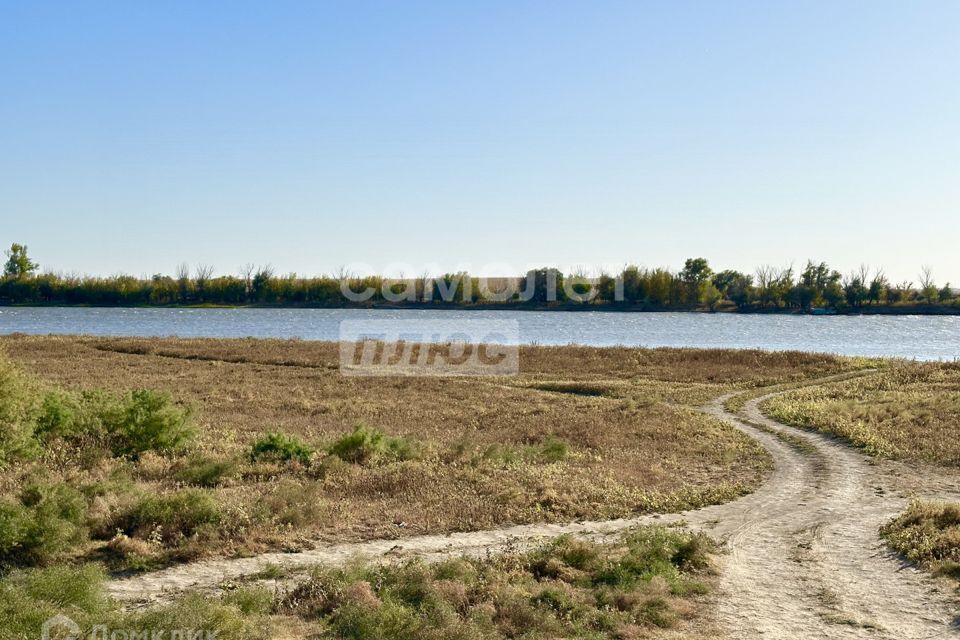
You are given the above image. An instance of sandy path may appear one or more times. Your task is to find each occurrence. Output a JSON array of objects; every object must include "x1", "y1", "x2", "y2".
[
  {"x1": 703, "y1": 394, "x2": 959, "y2": 638},
  {"x1": 107, "y1": 380, "x2": 960, "y2": 638}
]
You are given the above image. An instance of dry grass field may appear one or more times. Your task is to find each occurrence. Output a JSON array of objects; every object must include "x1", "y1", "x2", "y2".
[
  {"x1": 762, "y1": 361, "x2": 960, "y2": 465},
  {"x1": 0, "y1": 335, "x2": 867, "y2": 574}
]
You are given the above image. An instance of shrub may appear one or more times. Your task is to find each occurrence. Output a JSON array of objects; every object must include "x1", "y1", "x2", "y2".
[
  {"x1": 249, "y1": 432, "x2": 314, "y2": 465},
  {"x1": 102, "y1": 389, "x2": 194, "y2": 458},
  {"x1": 117, "y1": 489, "x2": 220, "y2": 543},
  {"x1": 0, "y1": 481, "x2": 88, "y2": 566},
  {"x1": 0, "y1": 353, "x2": 40, "y2": 464},
  {"x1": 35, "y1": 389, "x2": 81, "y2": 439},
  {"x1": 176, "y1": 456, "x2": 237, "y2": 487},
  {"x1": 328, "y1": 425, "x2": 417, "y2": 465}
]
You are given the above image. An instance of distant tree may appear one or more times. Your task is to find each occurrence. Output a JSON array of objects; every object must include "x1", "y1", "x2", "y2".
[
  {"x1": 888, "y1": 281, "x2": 914, "y2": 304},
  {"x1": 680, "y1": 257, "x2": 713, "y2": 305},
  {"x1": 700, "y1": 280, "x2": 723, "y2": 311},
  {"x1": 822, "y1": 271, "x2": 845, "y2": 309},
  {"x1": 711, "y1": 270, "x2": 753, "y2": 307},
  {"x1": 938, "y1": 283, "x2": 953, "y2": 303},
  {"x1": 521, "y1": 268, "x2": 563, "y2": 303},
  {"x1": 919, "y1": 266, "x2": 939, "y2": 304},
  {"x1": 251, "y1": 265, "x2": 275, "y2": 302},
  {"x1": 712, "y1": 270, "x2": 743, "y2": 295},
  {"x1": 843, "y1": 265, "x2": 871, "y2": 309},
  {"x1": 4, "y1": 243, "x2": 39, "y2": 278},
  {"x1": 868, "y1": 270, "x2": 889, "y2": 305},
  {"x1": 175, "y1": 262, "x2": 191, "y2": 303},
  {"x1": 620, "y1": 266, "x2": 644, "y2": 303},
  {"x1": 798, "y1": 260, "x2": 831, "y2": 309},
  {"x1": 194, "y1": 264, "x2": 215, "y2": 302},
  {"x1": 755, "y1": 265, "x2": 782, "y2": 307}
]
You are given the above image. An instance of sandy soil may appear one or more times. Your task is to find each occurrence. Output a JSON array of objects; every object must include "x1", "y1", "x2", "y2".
[{"x1": 106, "y1": 378, "x2": 960, "y2": 638}]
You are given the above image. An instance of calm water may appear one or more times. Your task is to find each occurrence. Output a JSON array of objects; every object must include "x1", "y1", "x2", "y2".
[{"x1": 0, "y1": 307, "x2": 957, "y2": 360}]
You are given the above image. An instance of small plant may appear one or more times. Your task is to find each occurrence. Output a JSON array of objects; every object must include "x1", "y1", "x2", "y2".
[
  {"x1": 249, "y1": 432, "x2": 314, "y2": 465},
  {"x1": 540, "y1": 436, "x2": 569, "y2": 462},
  {"x1": 328, "y1": 425, "x2": 416, "y2": 465}
]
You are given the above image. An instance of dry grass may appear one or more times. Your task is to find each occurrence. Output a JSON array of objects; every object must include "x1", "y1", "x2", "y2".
[
  {"x1": 0, "y1": 335, "x2": 858, "y2": 569},
  {"x1": 762, "y1": 362, "x2": 960, "y2": 465},
  {"x1": 881, "y1": 500, "x2": 960, "y2": 582}
]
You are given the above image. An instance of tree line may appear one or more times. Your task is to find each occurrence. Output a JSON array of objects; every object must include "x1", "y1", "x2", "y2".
[{"x1": 1, "y1": 243, "x2": 956, "y2": 312}]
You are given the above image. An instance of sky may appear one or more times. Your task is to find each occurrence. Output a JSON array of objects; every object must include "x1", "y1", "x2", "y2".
[{"x1": 1, "y1": 1, "x2": 958, "y2": 284}]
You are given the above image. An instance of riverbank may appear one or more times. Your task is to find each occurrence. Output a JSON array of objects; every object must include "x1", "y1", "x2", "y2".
[{"x1": 2, "y1": 300, "x2": 959, "y2": 315}]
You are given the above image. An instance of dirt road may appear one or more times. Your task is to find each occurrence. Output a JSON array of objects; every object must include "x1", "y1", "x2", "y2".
[{"x1": 107, "y1": 381, "x2": 960, "y2": 638}]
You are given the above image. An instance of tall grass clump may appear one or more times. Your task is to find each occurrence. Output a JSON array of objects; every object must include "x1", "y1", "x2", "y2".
[
  {"x1": 0, "y1": 565, "x2": 267, "y2": 640},
  {"x1": 881, "y1": 500, "x2": 960, "y2": 581},
  {"x1": 0, "y1": 565, "x2": 111, "y2": 638}
]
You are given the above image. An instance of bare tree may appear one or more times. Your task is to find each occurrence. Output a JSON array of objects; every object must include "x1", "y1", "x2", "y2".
[
  {"x1": 240, "y1": 263, "x2": 256, "y2": 298},
  {"x1": 919, "y1": 265, "x2": 938, "y2": 303},
  {"x1": 175, "y1": 262, "x2": 191, "y2": 303},
  {"x1": 194, "y1": 264, "x2": 215, "y2": 302}
]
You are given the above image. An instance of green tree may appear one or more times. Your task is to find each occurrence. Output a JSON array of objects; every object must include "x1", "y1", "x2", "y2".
[
  {"x1": 3, "y1": 244, "x2": 39, "y2": 279},
  {"x1": 700, "y1": 280, "x2": 723, "y2": 311},
  {"x1": 680, "y1": 258, "x2": 713, "y2": 305}
]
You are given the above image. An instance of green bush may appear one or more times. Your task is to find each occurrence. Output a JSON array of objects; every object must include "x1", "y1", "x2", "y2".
[
  {"x1": 0, "y1": 481, "x2": 88, "y2": 566},
  {"x1": 328, "y1": 425, "x2": 417, "y2": 465},
  {"x1": 0, "y1": 354, "x2": 40, "y2": 464},
  {"x1": 117, "y1": 489, "x2": 220, "y2": 543},
  {"x1": 102, "y1": 389, "x2": 194, "y2": 457},
  {"x1": 249, "y1": 432, "x2": 314, "y2": 465},
  {"x1": 35, "y1": 389, "x2": 81, "y2": 439}
]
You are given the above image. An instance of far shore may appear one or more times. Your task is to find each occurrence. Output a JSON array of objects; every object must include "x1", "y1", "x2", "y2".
[{"x1": 1, "y1": 301, "x2": 959, "y2": 315}]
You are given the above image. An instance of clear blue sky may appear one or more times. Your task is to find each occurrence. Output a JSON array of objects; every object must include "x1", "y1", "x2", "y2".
[{"x1": 2, "y1": 1, "x2": 958, "y2": 284}]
